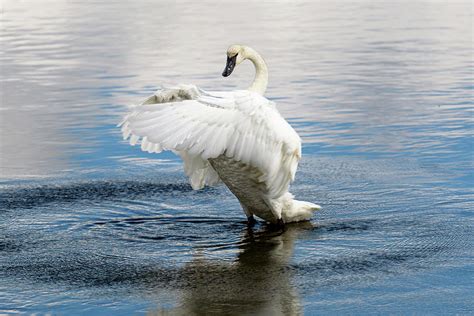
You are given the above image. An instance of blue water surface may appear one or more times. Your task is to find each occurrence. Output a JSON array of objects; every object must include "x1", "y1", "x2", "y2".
[{"x1": 0, "y1": 0, "x2": 472, "y2": 314}]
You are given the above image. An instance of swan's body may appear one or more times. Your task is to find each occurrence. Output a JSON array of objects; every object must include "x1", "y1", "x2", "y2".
[{"x1": 119, "y1": 45, "x2": 320, "y2": 224}]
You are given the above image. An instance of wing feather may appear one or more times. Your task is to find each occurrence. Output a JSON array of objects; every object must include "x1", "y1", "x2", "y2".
[{"x1": 119, "y1": 84, "x2": 301, "y2": 197}]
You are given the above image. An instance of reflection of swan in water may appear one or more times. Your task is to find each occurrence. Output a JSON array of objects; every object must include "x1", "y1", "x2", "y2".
[{"x1": 149, "y1": 222, "x2": 313, "y2": 316}]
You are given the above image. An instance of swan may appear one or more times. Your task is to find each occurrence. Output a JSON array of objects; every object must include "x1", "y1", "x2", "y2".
[{"x1": 119, "y1": 45, "x2": 321, "y2": 225}]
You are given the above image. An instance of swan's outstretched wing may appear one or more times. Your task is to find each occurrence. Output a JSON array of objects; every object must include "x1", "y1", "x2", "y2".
[{"x1": 119, "y1": 84, "x2": 301, "y2": 198}]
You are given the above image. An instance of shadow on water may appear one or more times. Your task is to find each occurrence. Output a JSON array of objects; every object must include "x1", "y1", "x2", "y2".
[{"x1": 0, "y1": 181, "x2": 196, "y2": 211}]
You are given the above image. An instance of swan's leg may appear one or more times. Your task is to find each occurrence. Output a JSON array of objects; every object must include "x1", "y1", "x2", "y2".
[
  {"x1": 240, "y1": 203, "x2": 256, "y2": 226},
  {"x1": 240, "y1": 202, "x2": 254, "y2": 220}
]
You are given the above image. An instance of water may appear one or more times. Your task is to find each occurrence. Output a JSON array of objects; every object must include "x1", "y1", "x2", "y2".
[{"x1": 1, "y1": 0, "x2": 472, "y2": 314}]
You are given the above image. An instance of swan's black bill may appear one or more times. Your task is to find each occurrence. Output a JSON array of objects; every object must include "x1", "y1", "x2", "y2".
[{"x1": 222, "y1": 54, "x2": 237, "y2": 77}]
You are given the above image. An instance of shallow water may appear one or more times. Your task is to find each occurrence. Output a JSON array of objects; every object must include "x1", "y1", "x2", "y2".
[{"x1": 1, "y1": 0, "x2": 473, "y2": 314}]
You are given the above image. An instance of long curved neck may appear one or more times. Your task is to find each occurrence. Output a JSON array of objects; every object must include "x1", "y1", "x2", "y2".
[{"x1": 244, "y1": 47, "x2": 268, "y2": 95}]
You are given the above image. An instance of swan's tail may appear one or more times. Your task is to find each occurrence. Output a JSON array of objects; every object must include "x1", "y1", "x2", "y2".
[{"x1": 280, "y1": 194, "x2": 321, "y2": 223}]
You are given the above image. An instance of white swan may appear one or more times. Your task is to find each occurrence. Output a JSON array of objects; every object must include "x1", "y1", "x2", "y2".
[{"x1": 119, "y1": 45, "x2": 321, "y2": 225}]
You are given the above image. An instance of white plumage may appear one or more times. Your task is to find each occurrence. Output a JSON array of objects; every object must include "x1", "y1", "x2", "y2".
[{"x1": 119, "y1": 45, "x2": 320, "y2": 224}]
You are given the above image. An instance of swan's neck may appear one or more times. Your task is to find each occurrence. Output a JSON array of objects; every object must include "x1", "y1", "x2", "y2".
[{"x1": 245, "y1": 47, "x2": 268, "y2": 95}]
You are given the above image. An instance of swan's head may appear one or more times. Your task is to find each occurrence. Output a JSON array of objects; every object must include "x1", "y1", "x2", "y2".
[{"x1": 222, "y1": 44, "x2": 246, "y2": 77}]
